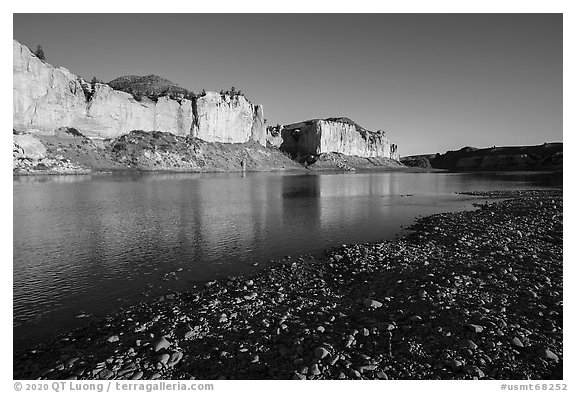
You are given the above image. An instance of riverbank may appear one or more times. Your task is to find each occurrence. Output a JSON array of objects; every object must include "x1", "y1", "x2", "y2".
[
  {"x1": 14, "y1": 189, "x2": 562, "y2": 380},
  {"x1": 13, "y1": 131, "x2": 410, "y2": 176},
  {"x1": 13, "y1": 130, "x2": 306, "y2": 175}
]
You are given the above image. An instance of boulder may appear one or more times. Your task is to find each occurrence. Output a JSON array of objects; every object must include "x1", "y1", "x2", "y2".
[{"x1": 13, "y1": 134, "x2": 46, "y2": 160}]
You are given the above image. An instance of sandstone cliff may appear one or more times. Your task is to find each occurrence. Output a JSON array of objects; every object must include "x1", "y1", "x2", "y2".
[
  {"x1": 192, "y1": 92, "x2": 266, "y2": 145},
  {"x1": 13, "y1": 40, "x2": 265, "y2": 145},
  {"x1": 278, "y1": 118, "x2": 399, "y2": 160}
]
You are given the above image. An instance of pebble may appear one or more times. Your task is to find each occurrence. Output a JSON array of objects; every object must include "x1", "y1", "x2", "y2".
[
  {"x1": 327, "y1": 354, "x2": 340, "y2": 365},
  {"x1": 184, "y1": 329, "x2": 197, "y2": 340},
  {"x1": 376, "y1": 371, "x2": 389, "y2": 380},
  {"x1": 158, "y1": 354, "x2": 170, "y2": 365},
  {"x1": 511, "y1": 337, "x2": 524, "y2": 348},
  {"x1": 464, "y1": 365, "x2": 485, "y2": 378},
  {"x1": 449, "y1": 359, "x2": 462, "y2": 370},
  {"x1": 361, "y1": 364, "x2": 378, "y2": 372},
  {"x1": 118, "y1": 363, "x2": 137, "y2": 376},
  {"x1": 153, "y1": 337, "x2": 171, "y2": 352},
  {"x1": 459, "y1": 340, "x2": 478, "y2": 350},
  {"x1": 310, "y1": 364, "x2": 321, "y2": 376},
  {"x1": 466, "y1": 324, "x2": 484, "y2": 333},
  {"x1": 314, "y1": 347, "x2": 329, "y2": 359},
  {"x1": 107, "y1": 335, "x2": 120, "y2": 343},
  {"x1": 543, "y1": 349, "x2": 559, "y2": 362},
  {"x1": 363, "y1": 299, "x2": 383, "y2": 308},
  {"x1": 244, "y1": 292, "x2": 257, "y2": 300},
  {"x1": 98, "y1": 369, "x2": 114, "y2": 380}
]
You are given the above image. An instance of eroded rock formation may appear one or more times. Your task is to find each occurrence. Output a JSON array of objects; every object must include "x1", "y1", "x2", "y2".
[
  {"x1": 266, "y1": 124, "x2": 284, "y2": 148},
  {"x1": 192, "y1": 92, "x2": 266, "y2": 145},
  {"x1": 278, "y1": 118, "x2": 399, "y2": 160},
  {"x1": 13, "y1": 40, "x2": 265, "y2": 145}
]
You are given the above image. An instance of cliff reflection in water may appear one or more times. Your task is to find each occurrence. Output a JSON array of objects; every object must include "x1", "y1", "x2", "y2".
[{"x1": 13, "y1": 171, "x2": 560, "y2": 349}]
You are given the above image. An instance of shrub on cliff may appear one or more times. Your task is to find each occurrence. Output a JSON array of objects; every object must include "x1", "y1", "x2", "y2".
[
  {"x1": 220, "y1": 86, "x2": 245, "y2": 98},
  {"x1": 78, "y1": 77, "x2": 101, "y2": 102},
  {"x1": 34, "y1": 45, "x2": 46, "y2": 61}
]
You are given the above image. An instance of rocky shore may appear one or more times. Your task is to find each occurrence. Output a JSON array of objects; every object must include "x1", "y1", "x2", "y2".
[{"x1": 14, "y1": 190, "x2": 562, "y2": 380}]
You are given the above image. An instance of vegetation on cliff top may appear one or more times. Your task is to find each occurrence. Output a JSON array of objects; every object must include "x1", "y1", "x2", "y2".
[
  {"x1": 34, "y1": 44, "x2": 46, "y2": 61},
  {"x1": 107, "y1": 75, "x2": 246, "y2": 103},
  {"x1": 107, "y1": 74, "x2": 197, "y2": 102}
]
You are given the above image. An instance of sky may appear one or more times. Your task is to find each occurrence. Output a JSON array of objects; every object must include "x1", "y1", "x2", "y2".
[{"x1": 13, "y1": 13, "x2": 562, "y2": 156}]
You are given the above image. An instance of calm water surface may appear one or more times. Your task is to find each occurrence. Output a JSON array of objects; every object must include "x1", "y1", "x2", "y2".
[{"x1": 13, "y1": 170, "x2": 561, "y2": 349}]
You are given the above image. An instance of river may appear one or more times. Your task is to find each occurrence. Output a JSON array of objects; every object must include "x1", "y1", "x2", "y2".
[{"x1": 13, "y1": 170, "x2": 561, "y2": 349}]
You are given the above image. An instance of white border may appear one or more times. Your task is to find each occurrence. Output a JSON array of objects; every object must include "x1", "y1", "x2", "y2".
[{"x1": 3, "y1": 2, "x2": 572, "y2": 392}]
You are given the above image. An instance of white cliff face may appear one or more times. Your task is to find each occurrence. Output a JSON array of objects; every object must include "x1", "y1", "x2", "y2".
[
  {"x1": 13, "y1": 41, "x2": 87, "y2": 133},
  {"x1": 282, "y1": 119, "x2": 399, "y2": 160},
  {"x1": 251, "y1": 105, "x2": 266, "y2": 146},
  {"x1": 81, "y1": 85, "x2": 156, "y2": 138},
  {"x1": 13, "y1": 40, "x2": 265, "y2": 146},
  {"x1": 80, "y1": 86, "x2": 194, "y2": 138},
  {"x1": 192, "y1": 92, "x2": 265, "y2": 145}
]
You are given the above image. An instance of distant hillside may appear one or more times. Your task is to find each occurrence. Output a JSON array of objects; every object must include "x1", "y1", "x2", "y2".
[
  {"x1": 107, "y1": 74, "x2": 195, "y2": 102},
  {"x1": 401, "y1": 143, "x2": 562, "y2": 171}
]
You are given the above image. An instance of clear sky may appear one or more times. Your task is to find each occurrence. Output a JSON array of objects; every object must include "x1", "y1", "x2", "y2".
[{"x1": 13, "y1": 13, "x2": 562, "y2": 156}]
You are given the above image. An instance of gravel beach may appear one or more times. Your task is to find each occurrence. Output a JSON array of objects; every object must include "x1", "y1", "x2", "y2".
[{"x1": 14, "y1": 189, "x2": 563, "y2": 380}]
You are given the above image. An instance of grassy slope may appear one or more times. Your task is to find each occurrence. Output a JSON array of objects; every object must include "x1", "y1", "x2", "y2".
[{"x1": 31, "y1": 131, "x2": 305, "y2": 174}]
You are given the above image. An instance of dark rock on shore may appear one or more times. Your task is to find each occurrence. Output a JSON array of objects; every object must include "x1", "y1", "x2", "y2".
[{"x1": 13, "y1": 189, "x2": 562, "y2": 380}]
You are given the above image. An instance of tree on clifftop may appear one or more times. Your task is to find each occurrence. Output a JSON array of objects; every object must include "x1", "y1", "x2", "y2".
[
  {"x1": 90, "y1": 77, "x2": 99, "y2": 92},
  {"x1": 34, "y1": 45, "x2": 46, "y2": 61}
]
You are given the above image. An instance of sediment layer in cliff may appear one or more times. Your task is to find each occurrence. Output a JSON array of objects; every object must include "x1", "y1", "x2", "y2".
[
  {"x1": 274, "y1": 118, "x2": 399, "y2": 160},
  {"x1": 13, "y1": 40, "x2": 266, "y2": 146}
]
